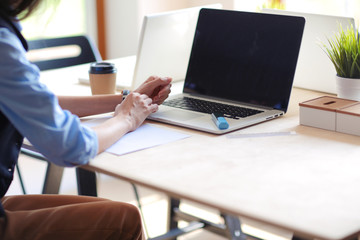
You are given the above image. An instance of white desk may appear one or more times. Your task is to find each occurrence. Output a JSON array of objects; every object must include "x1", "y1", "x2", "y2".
[{"x1": 40, "y1": 62, "x2": 360, "y2": 240}]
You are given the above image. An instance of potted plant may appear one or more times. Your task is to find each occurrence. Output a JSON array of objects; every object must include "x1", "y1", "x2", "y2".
[{"x1": 322, "y1": 24, "x2": 360, "y2": 100}]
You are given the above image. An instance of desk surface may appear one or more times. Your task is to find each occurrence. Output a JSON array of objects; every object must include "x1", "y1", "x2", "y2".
[{"x1": 41, "y1": 62, "x2": 360, "y2": 240}]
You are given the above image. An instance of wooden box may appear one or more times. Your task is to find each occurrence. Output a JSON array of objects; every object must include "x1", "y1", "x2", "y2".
[
  {"x1": 299, "y1": 96, "x2": 357, "y2": 131},
  {"x1": 336, "y1": 103, "x2": 360, "y2": 136}
]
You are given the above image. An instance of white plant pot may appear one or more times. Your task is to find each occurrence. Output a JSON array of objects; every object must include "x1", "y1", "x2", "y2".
[{"x1": 336, "y1": 75, "x2": 360, "y2": 101}]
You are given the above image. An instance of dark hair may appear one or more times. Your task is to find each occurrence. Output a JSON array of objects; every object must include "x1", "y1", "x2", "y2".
[{"x1": 0, "y1": 0, "x2": 43, "y2": 19}]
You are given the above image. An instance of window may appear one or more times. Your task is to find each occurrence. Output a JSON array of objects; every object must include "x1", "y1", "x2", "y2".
[{"x1": 20, "y1": 0, "x2": 87, "y2": 40}]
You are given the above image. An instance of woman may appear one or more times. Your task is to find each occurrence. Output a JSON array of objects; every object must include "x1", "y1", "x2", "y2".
[{"x1": 0, "y1": 0, "x2": 172, "y2": 239}]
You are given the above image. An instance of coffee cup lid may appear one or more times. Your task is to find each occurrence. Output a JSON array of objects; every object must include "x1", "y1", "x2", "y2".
[{"x1": 89, "y1": 62, "x2": 117, "y2": 74}]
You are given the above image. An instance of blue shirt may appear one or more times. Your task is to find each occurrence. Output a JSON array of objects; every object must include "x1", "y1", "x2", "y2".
[{"x1": 0, "y1": 18, "x2": 98, "y2": 167}]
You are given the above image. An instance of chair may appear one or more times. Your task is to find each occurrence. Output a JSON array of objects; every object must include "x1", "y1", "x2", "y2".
[
  {"x1": 27, "y1": 35, "x2": 102, "y2": 70},
  {"x1": 19, "y1": 35, "x2": 102, "y2": 194}
]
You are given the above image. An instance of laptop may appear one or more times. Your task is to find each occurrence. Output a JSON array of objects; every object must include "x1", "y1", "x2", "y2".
[
  {"x1": 148, "y1": 8, "x2": 305, "y2": 134},
  {"x1": 262, "y1": 9, "x2": 355, "y2": 94},
  {"x1": 78, "y1": 4, "x2": 222, "y2": 90}
]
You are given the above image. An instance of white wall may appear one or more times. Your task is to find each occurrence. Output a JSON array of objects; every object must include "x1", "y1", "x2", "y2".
[
  {"x1": 85, "y1": 0, "x2": 98, "y2": 46},
  {"x1": 187, "y1": 0, "x2": 234, "y2": 9},
  {"x1": 103, "y1": 0, "x2": 360, "y2": 59},
  {"x1": 104, "y1": 0, "x2": 233, "y2": 59},
  {"x1": 105, "y1": 0, "x2": 140, "y2": 58}
]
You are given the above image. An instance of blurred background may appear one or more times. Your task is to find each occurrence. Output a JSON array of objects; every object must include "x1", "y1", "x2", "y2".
[{"x1": 21, "y1": 0, "x2": 360, "y2": 60}]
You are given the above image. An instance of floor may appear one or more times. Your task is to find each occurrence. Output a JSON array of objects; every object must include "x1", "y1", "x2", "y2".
[{"x1": 7, "y1": 154, "x2": 294, "y2": 240}]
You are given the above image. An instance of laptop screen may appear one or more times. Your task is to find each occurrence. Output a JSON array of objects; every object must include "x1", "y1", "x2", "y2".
[{"x1": 183, "y1": 9, "x2": 305, "y2": 112}]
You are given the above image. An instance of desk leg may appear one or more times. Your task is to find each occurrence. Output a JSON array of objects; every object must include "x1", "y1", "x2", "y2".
[
  {"x1": 42, "y1": 162, "x2": 64, "y2": 194},
  {"x1": 221, "y1": 214, "x2": 246, "y2": 240},
  {"x1": 76, "y1": 168, "x2": 97, "y2": 197},
  {"x1": 168, "y1": 197, "x2": 181, "y2": 232},
  {"x1": 166, "y1": 198, "x2": 249, "y2": 240}
]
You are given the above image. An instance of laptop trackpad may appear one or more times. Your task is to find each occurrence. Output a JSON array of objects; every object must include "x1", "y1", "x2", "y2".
[{"x1": 154, "y1": 109, "x2": 203, "y2": 121}]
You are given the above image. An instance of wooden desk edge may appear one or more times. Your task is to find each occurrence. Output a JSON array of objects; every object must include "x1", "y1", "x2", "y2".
[{"x1": 80, "y1": 163, "x2": 359, "y2": 240}]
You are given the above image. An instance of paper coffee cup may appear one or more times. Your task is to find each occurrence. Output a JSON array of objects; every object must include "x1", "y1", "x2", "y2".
[{"x1": 89, "y1": 62, "x2": 117, "y2": 95}]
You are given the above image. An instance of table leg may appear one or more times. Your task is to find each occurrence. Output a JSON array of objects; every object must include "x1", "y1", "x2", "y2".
[
  {"x1": 21, "y1": 145, "x2": 64, "y2": 195},
  {"x1": 42, "y1": 162, "x2": 64, "y2": 194},
  {"x1": 164, "y1": 198, "x2": 259, "y2": 240},
  {"x1": 167, "y1": 197, "x2": 181, "y2": 232},
  {"x1": 76, "y1": 168, "x2": 97, "y2": 196},
  {"x1": 221, "y1": 214, "x2": 246, "y2": 240}
]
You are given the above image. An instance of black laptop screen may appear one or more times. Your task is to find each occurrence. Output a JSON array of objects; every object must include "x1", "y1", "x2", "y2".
[{"x1": 183, "y1": 9, "x2": 305, "y2": 112}]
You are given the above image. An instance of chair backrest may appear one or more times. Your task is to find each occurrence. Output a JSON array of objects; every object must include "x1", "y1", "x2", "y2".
[{"x1": 27, "y1": 35, "x2": 102, "y2": 71}]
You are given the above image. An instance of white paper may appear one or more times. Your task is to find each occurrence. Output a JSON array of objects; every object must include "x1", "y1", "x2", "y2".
[{"x1": 82, "y1": 118, "x2": 190, "y2": 156}]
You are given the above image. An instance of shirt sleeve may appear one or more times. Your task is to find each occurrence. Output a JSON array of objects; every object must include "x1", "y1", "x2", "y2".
[{"x1": 0, "y1": 28, "x2": 98, "y2": 167}]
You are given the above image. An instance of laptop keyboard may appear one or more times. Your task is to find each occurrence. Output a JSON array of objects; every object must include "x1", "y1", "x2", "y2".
[{"x1": 163, "y1": 97, "x2": 263, "y2": 119}]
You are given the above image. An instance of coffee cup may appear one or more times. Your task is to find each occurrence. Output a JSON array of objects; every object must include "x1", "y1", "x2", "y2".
[{"x1": 89, "y1": 62, "x2": 117, "y2": 95}]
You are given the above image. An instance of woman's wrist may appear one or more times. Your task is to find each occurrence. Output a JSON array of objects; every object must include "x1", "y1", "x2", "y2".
[{"x1": 121, "y1": 90, "x2": 130, "y2": 101}]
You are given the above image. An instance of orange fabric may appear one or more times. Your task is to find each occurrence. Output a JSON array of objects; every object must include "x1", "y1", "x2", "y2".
[{"x1": 0, "y1": 195, "x2": 145, "y2": 240}]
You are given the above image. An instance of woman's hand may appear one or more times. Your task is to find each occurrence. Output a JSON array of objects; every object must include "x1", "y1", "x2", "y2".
[
  {"x1": 91, "y1": 77, "x2": 170, "y2": 153},
  {"x1": 113, "y1": 92, "x2": 158, "y2": 132},
  {"x1": 135, "y1": 76, "x2": 172, "y2": 105}
]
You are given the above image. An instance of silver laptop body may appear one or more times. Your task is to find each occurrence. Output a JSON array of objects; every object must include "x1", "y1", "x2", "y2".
[{"x1": 149, "y1": 8, "x2": 305, "y2": 134}]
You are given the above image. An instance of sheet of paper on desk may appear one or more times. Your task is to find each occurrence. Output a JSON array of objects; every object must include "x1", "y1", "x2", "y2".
[
  {"x1": 82, "y1": 118, "x2": 190, "y2": 156},
  {"x1": 106, "y1": 124, "x2": 190, "y2": 156}
]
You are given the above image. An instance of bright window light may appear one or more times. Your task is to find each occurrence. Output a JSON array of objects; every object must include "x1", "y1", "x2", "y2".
[{"x1": 20, "y1": 0, "x2": 86, "y2": 40}]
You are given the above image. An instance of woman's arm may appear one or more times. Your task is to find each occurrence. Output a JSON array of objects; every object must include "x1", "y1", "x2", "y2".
[
  {"x1": 86, "y1": 76, "x2": 172, "y2": 153},
  {"x1": 58, "y1": 76, "x2": 171, "y2": 118},
  {"x1": 58, "y1": 76, "x2": 171, "y2": 153},
  {"x1": 58, "y1": 94, "x2": 123, "y2": 117},
  {"x1": 91, "y1": 92, "x2": 158, "y2": 153}
]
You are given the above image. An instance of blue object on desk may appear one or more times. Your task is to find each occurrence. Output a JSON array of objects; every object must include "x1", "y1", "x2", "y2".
[{"x1": 211, "y1": 113, "x2": 229, "y2": 130}]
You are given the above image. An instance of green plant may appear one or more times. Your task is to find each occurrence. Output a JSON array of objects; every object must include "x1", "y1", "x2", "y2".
[{"x1": 322, "y1": 24, "x2": 360, "y2": 78}]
